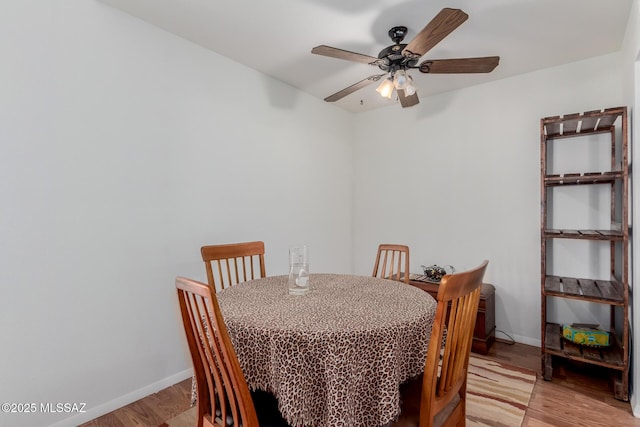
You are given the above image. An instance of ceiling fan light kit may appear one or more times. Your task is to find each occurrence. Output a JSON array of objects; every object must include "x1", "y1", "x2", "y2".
[{"x1": 311, "y1": 8, "x2": 500, "y2": 108}]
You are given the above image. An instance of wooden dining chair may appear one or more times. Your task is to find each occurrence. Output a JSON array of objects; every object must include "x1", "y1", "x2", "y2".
[
  {"x1": 201, "y1": 241, "x2": 266, "y2": 291},
  {"x1": 391, "y1": 260, "x2": 489, "y2": 427},
  {"x1": 372, "y1": 244, "x2": 410, "y2": 284},
  {"x1": 175, "y1": 277, "x2": 289, "y2": 427}
]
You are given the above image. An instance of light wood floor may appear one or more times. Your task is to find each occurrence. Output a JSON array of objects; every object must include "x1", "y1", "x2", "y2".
[{"x1": 81, "y1": 340, "x2": 640, "y2": 426}]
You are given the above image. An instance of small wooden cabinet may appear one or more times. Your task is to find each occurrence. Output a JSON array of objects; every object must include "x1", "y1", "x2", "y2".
[
  {"x1": 473, "y1": 284, "x2": 496, "y2": 355},
  {"x1": 408, "y1": 276, "x2": 495, "y2": 355}
]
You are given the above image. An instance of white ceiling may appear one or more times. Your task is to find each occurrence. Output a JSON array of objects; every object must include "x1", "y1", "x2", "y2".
[{"x1": 99, "y1": 0, "x2": 633, "y2": 113}]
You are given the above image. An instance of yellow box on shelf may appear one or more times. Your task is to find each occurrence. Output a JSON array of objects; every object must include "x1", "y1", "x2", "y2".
[{"x1": 562, "y1": 324, "x2": 610, "y2": 347}]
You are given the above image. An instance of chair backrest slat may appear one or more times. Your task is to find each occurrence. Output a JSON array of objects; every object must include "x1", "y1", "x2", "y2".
[
  {"x1": 372, "y1": 244, "x2": 410, "y2": 284},
  {"x1": 202, "y1": 241, "x2": 266, "y2": 291}
]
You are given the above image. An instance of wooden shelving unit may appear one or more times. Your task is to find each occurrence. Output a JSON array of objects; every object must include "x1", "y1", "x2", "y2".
[{"x1": 540, "y1": 106, "x2": 630, "y2": 401}]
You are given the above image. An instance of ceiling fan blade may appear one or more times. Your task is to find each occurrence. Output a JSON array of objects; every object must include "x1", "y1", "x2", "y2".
[
  {"x1": 398, "y1": 89, "x2": 419, "y2": 108},
  {"x1": 402, "y1": 8, "x2": 468, "y2": 58},
  {"x1": 312, "y1": 45, "x2": 380, "y2": 65},
  {"x1": 324, "y1": 74, "x2": 386, "y2": 102},
  {"x1": 419, "y1": 56, "x2": 500, "y2": 73}
]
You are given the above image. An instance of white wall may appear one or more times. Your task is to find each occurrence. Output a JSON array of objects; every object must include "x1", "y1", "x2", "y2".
[
  {"x1": 352, "y1": 53, "x2": 625, "y2": 346},
  {"x1": 0, "y1": 2, "x2": 353, "y2": 426}
]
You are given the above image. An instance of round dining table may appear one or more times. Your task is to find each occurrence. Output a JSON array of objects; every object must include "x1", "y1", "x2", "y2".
[{"x1": 216, "y1": 273, "x2": 437, "y2": 427}]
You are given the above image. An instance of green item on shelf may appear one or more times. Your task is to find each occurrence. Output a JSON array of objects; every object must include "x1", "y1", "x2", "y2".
[{"x1": 562, "y1": 324, "x2": 610, "y2": 347}]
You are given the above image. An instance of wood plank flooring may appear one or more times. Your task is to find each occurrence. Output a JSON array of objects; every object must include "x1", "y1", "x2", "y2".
[
  {"x1": 81, "y1": 340, "x2": 640, "y2": 426},
  {"x1": 486, "y1": 340, "x2": 640, "y2": 427},
  {"x1": 79, "y1": 380, "x2": 192, "y2": 427}
]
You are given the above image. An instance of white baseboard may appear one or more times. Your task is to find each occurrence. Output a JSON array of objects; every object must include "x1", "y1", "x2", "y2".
[
  {"x1": 495, "y1": 330, "x2": 541, "y2": 348},
  {"x1": 47, "y1": 368, "x2": 193, "y2": 427}
]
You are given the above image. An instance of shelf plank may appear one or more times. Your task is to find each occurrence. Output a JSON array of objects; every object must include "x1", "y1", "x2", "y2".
[
  {"x1": 602, "y1": 332, "x2": 623, "y2": 365},
  {"x1": 544, "y1": 229, "x2": 624, "y2": 240},
  {"x1": 597, "y1": 114, "x2": 617, "y2": 129},
  {"x1": 562, "y1": 340, "x2": 583, "y2": 358},
  {"x1": 544, "y1": 276, "x2": 625, "y2": 303},
  {"x1": 579, "y1": 279, "x2": 599, "y2": 298},
  {"x1": 581, "y1": 345, "x2": 604, "y2": 362},
  {"x1": 545, "y1": 323, "x2": 562, "y2": 351},
  {"x1": 597, "y1": 280, "x2": 624, "y2": 301},
  {"x1": 545, "y1": 276, "x2": 561, "y2": 293},
  {"x1": 541, "y1": 108, "x2": 624, "y2": 137},
  {"x1": 544, "y1": 171, "x2": 621, "y2": 186},
  {"x1": 543, "y1": 322, "x2": 625, "y2": 370},
  {"x1": 562, "y1": 113, "x2": 581, "y2": 133},
  {"x1": 598, "y1": 229, "x2": 622, "y2": 238},
  {"x1": 579, "y1": 112, "x2": 599, "y2": 132},
  {"x1": 543, "y1": 117, "x2": 561, "y2": 136},
  {"x1": 561, "y1": 278, "x2": 581, "y2": 296},
  {"x1": 578, "y1": 230, "x2": 601, "y2": 238}
]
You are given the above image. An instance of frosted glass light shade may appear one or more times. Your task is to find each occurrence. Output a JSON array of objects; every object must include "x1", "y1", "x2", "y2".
[
  {"x1": 403, "y1": 75, "x2": 416, "y2": 96},
  {"x1": 393, "y1": 70, "x2": 408, "y2": 90},
  {"x1": 376, "y1": 78, "x2": 394, "y2": 99}
]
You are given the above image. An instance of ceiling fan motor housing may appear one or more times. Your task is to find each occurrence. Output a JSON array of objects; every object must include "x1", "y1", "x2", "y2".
[
  {"x1": 377, "y1": 25, "x2": 422, "y2": 72},
  {"x1": 377, "y1": 43, "x2": 417, "y2": 72}
]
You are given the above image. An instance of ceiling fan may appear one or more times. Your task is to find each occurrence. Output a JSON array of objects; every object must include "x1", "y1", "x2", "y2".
[{"x1": 311, "y1": 8, "x2": 499, "y2": 108}]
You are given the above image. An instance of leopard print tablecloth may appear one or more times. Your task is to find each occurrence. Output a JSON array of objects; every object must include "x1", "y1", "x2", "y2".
[{"x1": 216, "y1": 274, "x2": 436, "y2": 427}]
